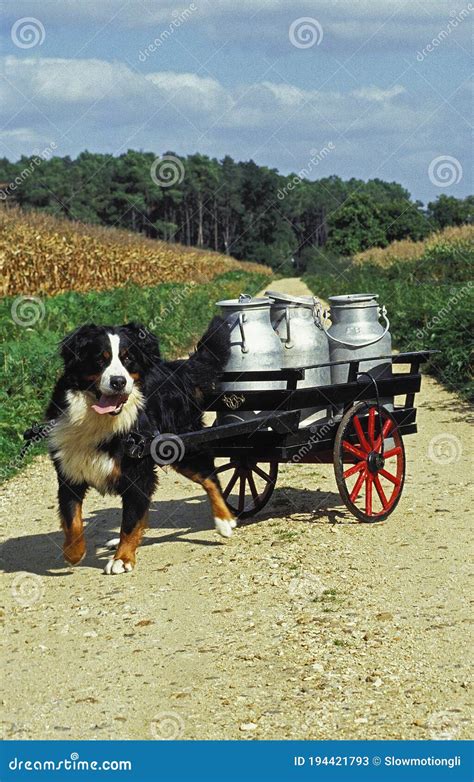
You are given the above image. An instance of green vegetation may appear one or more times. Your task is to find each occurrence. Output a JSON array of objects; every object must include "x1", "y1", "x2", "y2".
[
  {"x1": 1, "y1": 151, "x2": 472, "y2": 270},
  {"x1": 305, "y1": 227, "x2": 474, "y2": 400},
  {"x1": 0, "y1": 269, "x2": 269, "y2": 482}
]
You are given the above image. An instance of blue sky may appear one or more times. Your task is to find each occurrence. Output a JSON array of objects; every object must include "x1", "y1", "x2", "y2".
[{"x1": 1, "y1": 0, "x2": 472, "y2": 203}]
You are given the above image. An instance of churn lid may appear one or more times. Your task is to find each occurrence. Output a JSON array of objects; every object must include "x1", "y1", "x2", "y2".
[
  {"x1": 329, "y1": 293, "x2": 378, "y2": 306},
  {"x1": 265, "y1": 290, "x2": 315, "y2": 308},
  {"x1": 216, "y1": 293, "x2": 271, "y2": 308}
]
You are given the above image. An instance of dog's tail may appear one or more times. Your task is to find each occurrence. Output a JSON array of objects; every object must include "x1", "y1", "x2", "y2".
[{"x1": 189, "y1": 315, "x2": 230, "y2": 389}]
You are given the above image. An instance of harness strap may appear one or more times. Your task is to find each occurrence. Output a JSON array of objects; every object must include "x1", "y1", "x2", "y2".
[
  {"x1": 123, "y1": 431, "x2": 157, "y2": 459},
  {"x1": 21, "y1": 419, "x2": 156, "y2": 461},
  {"x1": 20, "y1": 420, "x2": 56, "y2": 459}
]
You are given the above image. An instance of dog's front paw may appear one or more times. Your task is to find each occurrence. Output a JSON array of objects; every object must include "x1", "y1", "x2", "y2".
[
  {"x1": 214, "y1": 518, "x2": 234, "y2": 538},
  {"x1": 64, "y1": 537, "x2": 86, "y2": 566},
  {"x1": 104, "y1": 557, "x2": 134, "y2": 575}
]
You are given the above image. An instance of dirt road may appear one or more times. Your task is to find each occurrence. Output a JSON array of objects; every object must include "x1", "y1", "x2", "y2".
[{"x1": 1, "y1": 279, "x2": 472, "y2": 741}]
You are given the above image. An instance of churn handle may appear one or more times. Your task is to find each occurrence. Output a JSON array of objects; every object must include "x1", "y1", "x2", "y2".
[
  {"x1": 284, "y1": 306, "x2": 293, "y2": 349},
  {"x1": 321, "y1": 306, "x2": 390, "y2": 348},
  {"x1": 238, "y1": 312, "x2": 249, "y2": 353}
]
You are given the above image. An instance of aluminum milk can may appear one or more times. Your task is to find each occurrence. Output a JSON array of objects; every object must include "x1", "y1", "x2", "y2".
[
  {"x1": 266, "y1": 291, "x2": 331, "y2": 427},
  {"x1": 216, "y1": 294, "x2": 285, "y2": 425},
  {"x1": 324, "y1": 293, "x2": 392, "y2": 407}
]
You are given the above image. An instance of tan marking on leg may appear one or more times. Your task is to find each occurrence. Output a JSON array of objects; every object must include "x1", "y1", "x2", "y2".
[
  {"x1": 114, "y1": 512, "x2": 148, "y2": 567},
  {"x1": 175, "y1": 468, "x2": 234, "y2": 521},
  {"x1": 202, "y1": 478, "x2": 234, "y2": 520},
  {"x1": 61, "y1": 503, "x2": 85, "y2": 565}
]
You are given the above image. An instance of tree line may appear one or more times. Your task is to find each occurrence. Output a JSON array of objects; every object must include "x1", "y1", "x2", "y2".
[{"x1": 0, "y1": 150, "x2": 472, "y2": 269}]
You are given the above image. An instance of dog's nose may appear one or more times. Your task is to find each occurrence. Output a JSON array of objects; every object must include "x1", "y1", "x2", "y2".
[{"x1": 110, "y1": 375, "x2": 127, "y2": 391}]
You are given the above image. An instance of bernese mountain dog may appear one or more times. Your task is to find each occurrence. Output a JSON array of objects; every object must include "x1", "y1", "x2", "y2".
[{"x1": 45, "y1": 317, "x2": 236, "y2": 575}]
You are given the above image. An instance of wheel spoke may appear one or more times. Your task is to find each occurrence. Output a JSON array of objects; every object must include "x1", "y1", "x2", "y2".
[
  {"x1": 213, "y1": 462, "x2": 235, "y2": 475},
  {"x1": 365, "y1": 474, "x2": 373, "y2": 516},
  {"x1": 368, "y1": 407, "x2": 375, "y2": 446},
  {"x1": 353, "y1": 415, "x2": 371, "y2": 453},
  {"x1": 252, "y1": 464, "x2": 272, "y2": 482},
  {"x1": 238, "y1": 475, "x2": 246, "y2": 512},
  {"x1": 222, "y1": 468, "x2": 239, "y2": 499},
  {"x1": 343, "y1": 461, "x2": 365, "y2": 479},
  {"x1": 374, "y1": 418, "x2": 393, "y2": 451},
  {"x1": 349, "y1": 467, "x2": 367, "y2": 502},
  {"x1": 379, "y1": 468, "x2": 401, "y2": 486},
  {"x1": 384, "y1": 446, "x2": 402, "y2": 459},
  {"x1": 247, "y1": 472, "x2": 260, "y2": 502},
  {"x1": 373, "y1": 474, "x2": 389, "y2": 509},
  {"x1": 342, "y1": 440, "x2": 367, "y2": 461}
]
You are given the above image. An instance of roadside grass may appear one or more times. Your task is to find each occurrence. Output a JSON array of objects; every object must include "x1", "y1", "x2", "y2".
[
  {"x1": 0, "y1": 269, "x2": 270, "y2": 482},
  {"x1": 306, "y1": 234, "x2": 473, "y2": 400}
]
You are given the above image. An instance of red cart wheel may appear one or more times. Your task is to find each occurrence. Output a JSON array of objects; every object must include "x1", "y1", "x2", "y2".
[
  {"x1": 214, "y1": 460, "x2": 278, "y2": 520},
  {"x1": 334, "y1": 402, "x2": 405, "y2": 523}
]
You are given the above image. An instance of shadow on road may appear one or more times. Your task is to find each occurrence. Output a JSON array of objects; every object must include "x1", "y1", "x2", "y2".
[{"x1": 0, "y1": 486, "x2": 348, "y2": 577}]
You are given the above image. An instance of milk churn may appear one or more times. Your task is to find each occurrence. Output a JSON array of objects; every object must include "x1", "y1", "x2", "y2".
[
  {"x1": 324, "y1": 293, "x2": 392, "y2": 408},
  {"x1": 216, "y1": 294, "x2": 285, "y2": 425},
  {"x1": 266, "y1": 291, "x2": 331, "y2": 427}
]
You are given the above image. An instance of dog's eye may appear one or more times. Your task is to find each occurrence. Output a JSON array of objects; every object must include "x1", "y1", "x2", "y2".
[{"x1": 120, "y1": 353, "x2": 132, "y2": 366}]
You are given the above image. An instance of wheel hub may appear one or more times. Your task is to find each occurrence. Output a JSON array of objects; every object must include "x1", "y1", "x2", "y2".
[{"x1": 367, "y1": 450, "x2": 385, "y2": 474}]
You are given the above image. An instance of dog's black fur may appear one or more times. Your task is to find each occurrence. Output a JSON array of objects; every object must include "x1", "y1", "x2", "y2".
[{"x1": 46, "y1": 317, "x2": 234, "y2": 574}]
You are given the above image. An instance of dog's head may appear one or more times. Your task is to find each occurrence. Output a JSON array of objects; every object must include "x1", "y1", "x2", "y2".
[{"x1": 60, "y1": 322, "x2": 160, "y2": 415}]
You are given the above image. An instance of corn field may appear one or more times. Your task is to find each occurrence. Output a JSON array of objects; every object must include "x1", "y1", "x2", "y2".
[
  {"x1": 353, "y1": 224, "x2": 474, "y2": 267},
  {"x1": 0, "y1": 205, "x2": 271, "y2": 297}
]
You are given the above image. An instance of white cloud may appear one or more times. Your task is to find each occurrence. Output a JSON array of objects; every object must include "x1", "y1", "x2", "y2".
[
  {"x1": 145, "y1": 72, "x2": 230, "y2": 115},
  {"x1": 0, "y1": 54, "x2": 470, "y2": 202},
  {"x1": 0, "y1": 55, "x2": 444, "y2": 140},
  {"x1": 352, "y1": 85, "x2": 406, "y2": 102}
]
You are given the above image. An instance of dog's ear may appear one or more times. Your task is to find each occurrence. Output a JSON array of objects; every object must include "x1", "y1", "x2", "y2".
[
  {"x1": 60, "y1": 324, "x2": 101, "y2": 369},
  {"x1": 123, "y1": 322, "x2": 161, "y2": 367}
]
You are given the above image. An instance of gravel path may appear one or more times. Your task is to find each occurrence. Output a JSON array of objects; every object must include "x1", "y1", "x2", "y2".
[{"x1": 1, "y1": 279, "x2": 472, "y2": 741}]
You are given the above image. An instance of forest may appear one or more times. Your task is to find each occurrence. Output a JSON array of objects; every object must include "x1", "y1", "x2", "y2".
[{"x1": 0, "y1": 150, "x2": 472, "y2": 270}]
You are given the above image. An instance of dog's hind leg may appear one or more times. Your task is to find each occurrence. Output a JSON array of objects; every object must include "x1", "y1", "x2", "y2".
[
  {"x1": 104, "y1": 486, "x2": 150, "y2": 575},
  {"x1": 174, "y1": 456, "x2": 236, "y2": 538},
  {"x1": 58, "y1": 478, "x2": 88, "y2": 565}
]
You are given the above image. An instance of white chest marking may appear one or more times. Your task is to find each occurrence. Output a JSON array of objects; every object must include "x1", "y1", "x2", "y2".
[{"x1": 49, "y1": 387, "x2": 144, "y2": 493}]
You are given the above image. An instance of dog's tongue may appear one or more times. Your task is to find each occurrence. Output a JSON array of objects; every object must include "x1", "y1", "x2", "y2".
[{"x1": 92, "y1": 394, "x2": 127, "y2": 415}]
